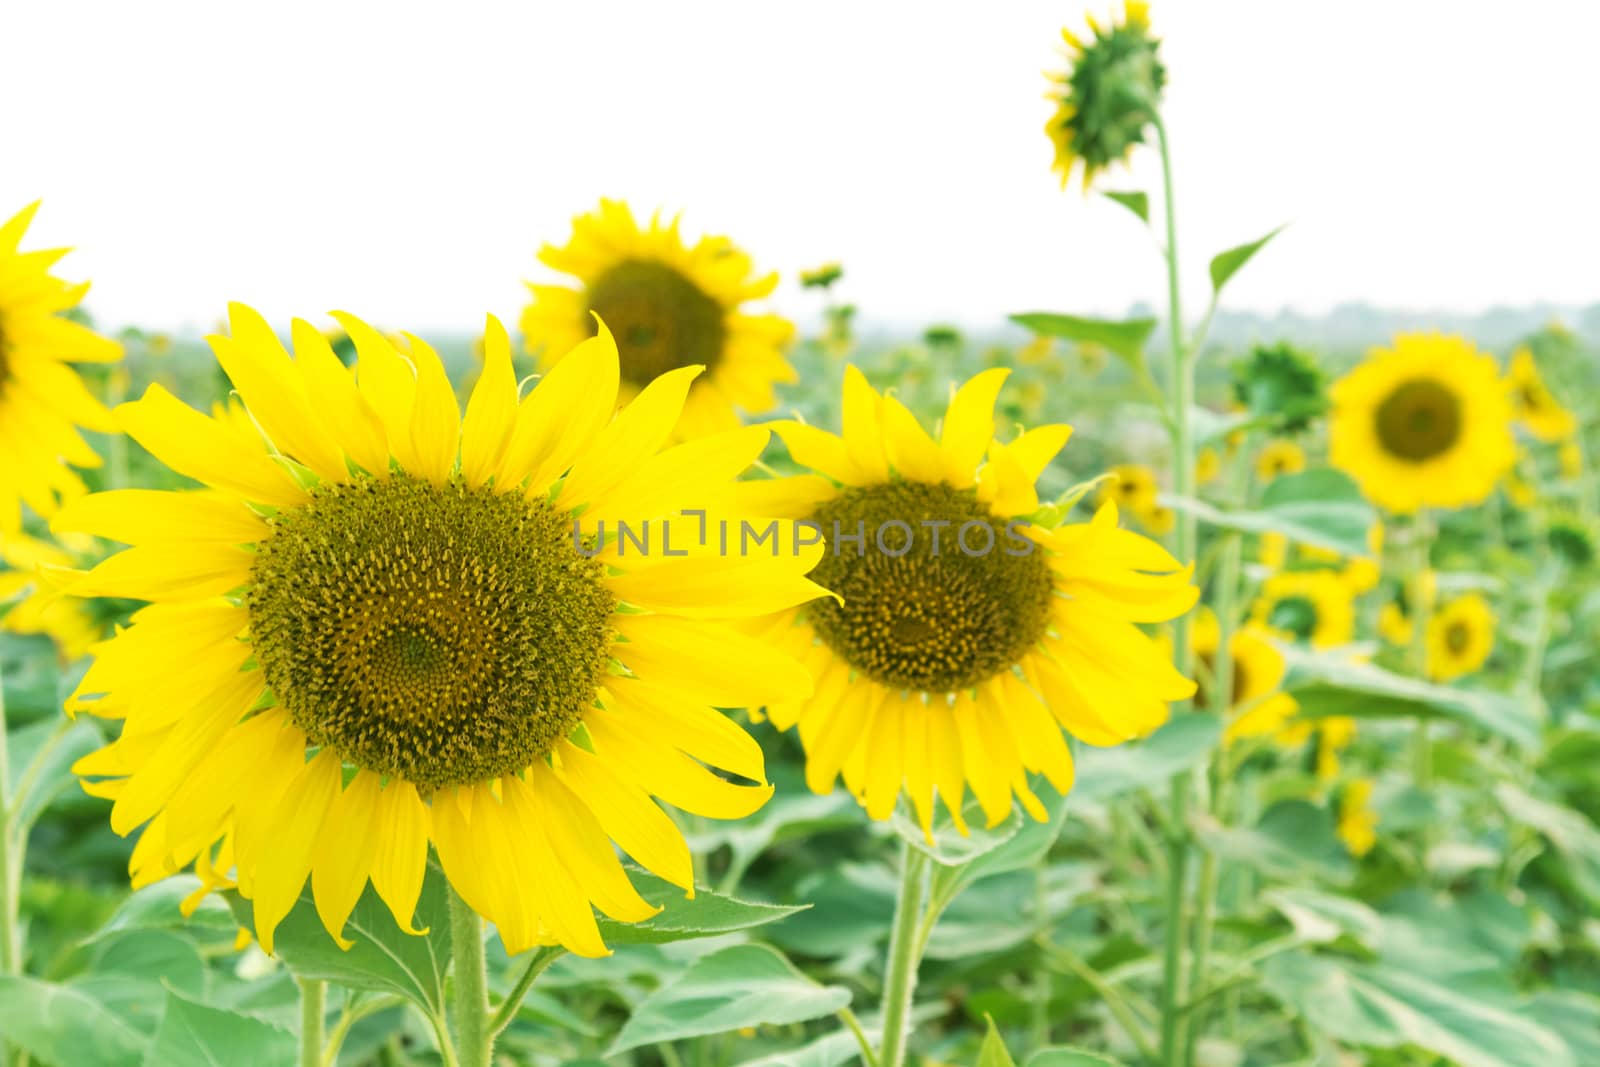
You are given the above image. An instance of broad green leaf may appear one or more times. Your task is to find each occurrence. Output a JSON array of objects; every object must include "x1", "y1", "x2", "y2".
[
  {"x1": 86, "y1": 876, "x2": 239, "y2": 943},
  {"x1": 1209, "y1": 225, "x2": 1285, "y2": 293},
  {"x1": 686, "y1": 768, "x2": 860, "y2": 888},
  {"x1": 928, "y1": 784, "x2": 1069, "y2": 910},
  {"x1": 1166, "y1": 469, "x2": 1375, "y2": 559},
  {"x1": 597, "y1": 870, "x2": 809, "y2": 946},
  {"x1": 975, "y1": 1016, "x2": 1018, "y2": 1067},
  {"x1": 1072, "y1": 714, "x2": 1222, "y2": 804},
  {"x1": 1260, "y1": 952, "x2": 1573, "y2": 1067},
  {"x1": 608, "y1": 944, "x2": 850, "y2": 1054},
  {"x1": 140, "y1": 991, "x2": 296, "y2": 1067},
  {"x1": 1027, "y1": 1049, "x2": 1130, "y2": 1067},
  {"x1": 1101, "y1": 190, "x2": 1149, "y2": 223},
  {"x1": 72, "y1": 930, "x2": 207, "y2": 1034},
  {"x1": 1008, "y1": 313, "x2": 1157, "y2": 373},
  {"x1": 1196, "y1": 799, "x2": 1350, "y2": 882},
  {"x1": 1526, "y1": 991, "x2": 1600, "y2": 1065},
  {"x1": 1263, "y1": 887, "x2": 1382, "y2": 947},
  {"x1": 226, "y1": 861, "x2": 453, "y2": 1015},
  {"x1": 1280, "y1": 646, "x2": 1541, "y2": 750},
  {"x1": 1493, "y1": 784, "x2": 1600, "y2": 905},
  {"x1": 5, "y1": 717, "x2": 101, "y2": 830},
  {"x1": 766, "y1": 863, "x2": 895, "y2": 958},
  {"x1": 925, "y1": 863, "x2": 1097, "y2": 960},
  {"x1": 0, "y1": 975, "x2": 146, "y2": 1067},
  {"x1": 893, "y1": 792, "x2": 1024, "y2": 866}
]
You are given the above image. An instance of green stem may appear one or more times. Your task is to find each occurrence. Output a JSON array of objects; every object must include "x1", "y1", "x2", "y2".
[
  {"x1": 322, "y1": 995, "x2": 406, "y2": 1067},
  {"x1": 0, "y1": 660, "x2": 19, "y2": 980},
  {"x1": 298, "y1": 979, "x2": 326, "y2": 1067},
  {"x1": 876, "y1": 842, "x2": 930, "y2": 1067},
  {"x1": 1030, "y1": 864, "x2": 1051, "y2": 1050},
  {"x1": 1406, "y1": 511, "x2": 1435, "y2": 787},
  {"x1": 488, "y1": 945, "x2": 564, "y2": 1037},
  {"x1": 837, "y1": 1007, "x2": 880, "y2": 1067},
  {"x1": 1036, "y1": 939, "x2": 1159, "y2": 1062},
  {"x1": 1154, "y1": 113, "x2": 1197, "y2": 1067},
  {"x1": 447, "y1": 886, "x2": 491, "y2": 1067}
]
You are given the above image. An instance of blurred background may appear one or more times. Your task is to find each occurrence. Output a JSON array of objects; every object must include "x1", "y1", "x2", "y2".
[{"x1": 3, "y1": 0, "x2": 1597, "y2": 342}]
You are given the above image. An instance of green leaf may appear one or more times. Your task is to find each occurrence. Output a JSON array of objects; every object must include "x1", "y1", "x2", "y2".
[
  {"x1": 975, "y1": 1016, "x2": 1018, "y2": 1067},
  {"x1": 1263, "y1": 887, "x2": 1382, "y2": 947},
  {"x1": 86, "y1": 877, "x2": 239, "y2": 944},
  {"x1": 1026, "y1": 1049, "x2": 1131, "y2": 1067},
  {"x1": 1260, "y1": 952, "x2": 1573, "y2": 1067},
  {"x1": 0, "y1": 975, "x2": 147, "y2": 1067},
  {"x1": 892, "y1": 792, "x2": 1024, "y2": 866},
  {"x1": 1101, "y1": 190, "x2": 1149, "y2": 224},
  {"x1": 1008, "y1": 313, "x2": 1157, "y2": 373},
  {"x1": 596, "y1": 870, "x2": 809, "y2": 946},
  {"x1": 226, "y1": 861, "x2": 453, "y2": 1015},
  {"x1": 5, "y1": 718, "x2": 102, "y2": 830},
  {"x1": 925, "y1": 864, "x2": 1096, "y2": 960},
  {"x1": 1072, "y1": 714, "x2": 1222, "y2": 804},
  {"x1": 1196, "y1": 800, "x2": 1351, "y2": 882},
  {"x1": 1209, "y1": 224, "x2": 1286, "y2": 294},
  {"x1": 927, "y1": 784, "x2": 1070, "y2": 915},
  {"x1": 1492, "y1": 784, "x2": 1600, "y2": 905},
  {"x1": 1526, "y1": 991, "x2": 1600, "y2": 1065},
  {"x1": 141, "y1": 991, "x2": 296, "y2": 1067},
  {"x1": 1166, "y1": 469, "x2": 1375, "y2": 559},
  {"x1": 72, "y1": 931, "x2": 207, "y2": 1034},
  {"x1": 1280, "y1": 646, "x2": 1541, "y2": 750},
  {"x1": 608, "y1": 944, "x2": 850, "y2": 1054}
]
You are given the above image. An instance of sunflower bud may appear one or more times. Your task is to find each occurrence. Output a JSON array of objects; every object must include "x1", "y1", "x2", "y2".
[{"x1": 1231, "y1": 342, "x2": 1329, "y2": 436}]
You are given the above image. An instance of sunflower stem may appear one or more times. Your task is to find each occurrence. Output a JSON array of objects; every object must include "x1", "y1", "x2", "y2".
[
  {"x1": 876, "y1": 841, "x2": 930, "y2": 1067},
  {"x1": 488, "y1": 945, "x2": 564, "y2": 1037},
  {"x1": 1153, "y1": 112, "x2": 1197, "y2": 1067},
  {"x1": 1406, "y1": 511, "x2": 1436, "y2": 789},
  {"x1": 0, "y1": 660, "x2": 20, "y2": 982},
  {"x1": 298, "y1": 979, "x2": 325, "y2": 1067},
  {"x1": 447, "y1": 886, "x2": 492, "y2": 1067}
]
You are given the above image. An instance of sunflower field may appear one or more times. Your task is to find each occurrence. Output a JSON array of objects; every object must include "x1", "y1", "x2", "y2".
[{"x1": 2, "y1": 7, "x2": 1598, "y2": 1067}]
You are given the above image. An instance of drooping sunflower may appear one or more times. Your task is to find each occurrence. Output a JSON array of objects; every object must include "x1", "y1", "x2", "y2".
[
  {"x1": 1251, "y1": 569, "x2": 1355, "y2": 649},
  {"x1": 0, "y1": 203, "x2": 123, "y2": 531},
  {"x1": 749, "y1": 367, "x2": 1198, "y2": 839},
  {"x1": 59, "y1": 305, "x2": 826, "y2": 958},
  {"x1": 1044, "y1": 2, "x2": 1165, "y2": 191},
  {"x1": 522, "y1": 200, "x2": 796, "y2": 440},
  {"x1": 1426, "y1": 592, "x2": 1495, "y2": 682},
  {"x1": 1504, "y1": 347, "x2": 1575, "y2": 442},
  {"x1": 1255, "y1": 439, "x2": 1305, "y2": 484},
  {"x1": 1191, "y1": 609, "x2": 1298, "y2": 738},
  {"x1": 1329, "y1": 333, "x2": 1514, "y2": 513}
]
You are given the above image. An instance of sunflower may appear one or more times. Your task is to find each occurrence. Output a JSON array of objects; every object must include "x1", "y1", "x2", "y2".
[
  {"x1": 522, "y1": 200, "x2": 796, "y2": 440},
  {"x1": 1194, "y1": 446, "x2": 1220, "y2": 486},
  {"x1": 1329, "y1": 333, "x2": 1514, "y2": 513},
  {"x1": 1251, "y1": 569, "x2": 1354, "y2": 649},
  {"x1": 1378, "y1": 602, "x2": 1412, "y2": 646},
  {"x1": 1426, "y1": 592, "x2": 1494, "y2": 682},
  {"x1": 0, "y1": 203, "x2": 123, "y2": 531},
  {"x1": 1191, "y1": 610, "x2": 1298, "y2": 738},
  {"x1": 749, "y1": 367, "x2": 1198, "y2": 839},
  {"x1": 58, "y1": 304, "x2": 826, "y2": 958},
  {"x1": 1337, "y1": 779, "x2": 1378, "y2": 857},
  {"x1": 1099, "y1": 462, "x2": 1159, "y2": 514},
  {"x1": 0, "y1": 533, "x2": 101, "y2": 659},
  {"x1": 1044, "y1": 2, "x2": 1165, "y2": 190},
  {"x1": 1559, "y1": 440, "x2": 1583, "y2": 481},
  {"x1": 1255, "y1": 440, "x2": 1305, "y2": 484},
  {"x1": 1505, "y1": 347, "x2": 1575, "y2": 442}
]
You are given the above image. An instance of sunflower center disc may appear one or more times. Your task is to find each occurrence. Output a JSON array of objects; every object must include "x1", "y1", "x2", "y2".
[
  {"x1": 805, "y1": 482, "x2": 1054, "y2": 692},
  {"x1": 1268, "y1": 596, "x2": 1318, "y2": 641},
  {"x1": 1197, "y1": 651, "x2": 1250, "y2": 709},
  {"x1": 1445, "y1": 620, "x2": 1472, "y2": 654},
  {"x1": 248, "y1": 474, "x2": 615, "y2": 788},
  {"x1": 586, "y1": 259, "x2": 726, "y2": 388},
  {"x1": 1374, "y1": 379, "x2": 1463, "y2": 462}
]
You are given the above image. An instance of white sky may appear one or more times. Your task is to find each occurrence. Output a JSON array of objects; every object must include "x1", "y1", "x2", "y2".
[{"x1": 4, "y1": 1, "x2": 1597, "y2": 334}]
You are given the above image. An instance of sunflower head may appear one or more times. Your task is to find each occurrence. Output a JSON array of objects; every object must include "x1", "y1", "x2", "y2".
[
  {"x1": 1251, "y1": 569, "x2": 1355, "y2": 649},
  {"x1": 1338, "y1": 779, "x2": 1379, "y2": 857},
  {"x1": 1329, "y1": 333, "x2": 1515, "y2": 513},
  {"x1": 523, "y1": 200, "x2": 796, "y2": 439},
  {"x1": 1192, "y1": 608, "x2": 1296, "y2": 731},
  {"x1": 0, "y1": 202, "x2": 122, "y2": 531},
  {"x1": 1255, "y1": 440, "x2": 1306, "y2": 484},
  {"x1": 1426, "y1": 592, "x2": 1495, "y2": 682},
  {"x1": 1505, "y1": 347, "x2": 1576, "y2": 442},
  {"x1": 59, "y1": 304, "x2": 826, "y2": 959},
  {"x1": 1045, "y1": 2, "x2": 1166, "y2": 190},
  {"x1": 1231, "y1": 342, "x2": 1328, "y2": 436},
  {"x1": 1099, "y1": 462, "x2": 1160, "y2": 513},
  {"x1": 757, "y1": 366, "x2": 1197, "y2": 840}
]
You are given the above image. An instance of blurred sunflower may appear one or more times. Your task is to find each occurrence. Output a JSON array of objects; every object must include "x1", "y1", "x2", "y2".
[
  {"x1": 1191, "y1": 610, "x2": 1297, "y2": 736},
  {"x1": 1044, "y1": 2, "x2": 1165, "y2": 190},
  {"x1": 1559, "y1": 439, "x2": 1583, "y2": 480},
  {"x1": 1337, "y1": 779, "x2": 1378, "y2": 857},
  {"x1": 1255, "y1": 439, "x2": 1305, "y2": 484},
  {"x1": 0, "y1": 533, "x2": 101, "y2": 659},
  {"x1": 1426, "y1": 592, "x2": 1495, "y2": 682},
  {"x1": 60, "y1": 305, "x2": 825, "y2": 958},
  {"x1": 1258, "y1": 531, "x2": 1288, "y2": 572},
  {"x1": 0, "y1": 203, "x2": 123, "y2": 531},
  {"x1": 1378, "y1": 602, "x2": 1412, "y2": 646},
  {"x1": 1251, "y1": 569, "x2": 1354, "y2": 649},
  {"x1": 1194, "y1": 446, "x2": 1220, "y2": 486},
  {"x1": 752, "y1": 367, "x2": 1197, "y2": 839},
  {"x1": 522, "y1": 200, "x2": 796, "y2": 439},
  {"x1": 1100, "y1": 462, "x2": 1159, "y2": 513},
  {"x1": 1329, "y1": 333, "x2": 1514, "y2": 513},
  {"x1": 1504, "y1": 347, "x2": 1575, "y2": 442}
]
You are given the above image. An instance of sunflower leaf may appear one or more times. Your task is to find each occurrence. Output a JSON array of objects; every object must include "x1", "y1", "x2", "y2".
[
  {"x1": 595, "y1": 870, "x2": 809, "y2": 946},
  {"x1": 1209, "y1": 224, "x2": 1286, "y2": 294},
  {"x1": 1164, "y1": 468, "x2": 1376, "y2": 559},
  {"x1": 140, "y1": 990, "x2": 297, "y2": 1067},
  {"x1": 1101, "y1": 190, "x2": 1150, "y2": 224},
  {"x1": 1008, "y1": 313, "x2": 1157, "y2": 372},
  {"x1": 0, "y1": 976, "x2": 147, "y2": 1067},
  {"x1": 975, "y1": 1016, "x2": 1019, "y2": 1067},
  {"x1": 607, "y1": 943, "x2": 850, "y2": 1054}
]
